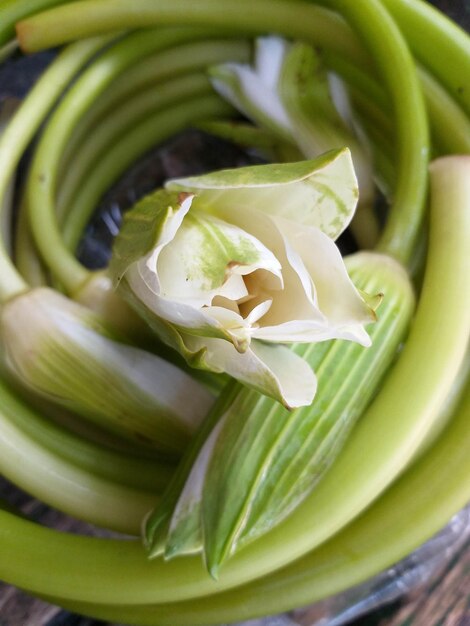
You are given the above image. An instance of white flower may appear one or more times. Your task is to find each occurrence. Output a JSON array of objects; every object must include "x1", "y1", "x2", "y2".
[{"x1": 111, "y1": 150, "x2": 376, "y2": 408}]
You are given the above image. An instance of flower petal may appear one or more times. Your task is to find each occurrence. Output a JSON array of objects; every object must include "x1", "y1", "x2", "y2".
[
  {"x1": 126, "y1": 209, "x2": 282, "y2": 345},
  {"x1": 209, "y1": 36, "x2": 293, "y2": 142},
  {"x1": 166, "y1": 149, "x2": 358, "y2": 240},
  {"x1": 271, "y1": 215, "x2": 375, "y2": 344},
  {"x1": 183, "y1": 334, "x2": 317, "y2": 408},
  {"x1": 156, "y1": 210, "x2": 282, "y2": 307},
  {"x1": 219, "y1": 206, "x2": 322, "y2": 327}
]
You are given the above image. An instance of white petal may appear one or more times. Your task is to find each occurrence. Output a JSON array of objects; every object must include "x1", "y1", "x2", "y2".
[
  {"x1": 255, "y1": 36, "x2": 290, "y2": 93},
  {"x1": 273, "y1": 215, "x2": 375, "y2": 344},
  {"x1": 183, "y1": 334, "x2": 317, "y2": 408},
  {"x1": 210, "y1": 64, "x2": 292, "y2": 138},
  {"x1": 157, "y1": 210, "x2": 282, "y2": 308},
  {"x1": 127, "y1": 209, "x2": 283, "y2": 343},
  {"x1": 220, "y1": 207, "x2": 322, "y2": 327}
]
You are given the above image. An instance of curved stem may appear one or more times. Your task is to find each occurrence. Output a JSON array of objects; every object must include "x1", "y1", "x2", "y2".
[
  {"x1": 317, "y1": 0, "x2": 429, "y2": 264},
  {"x1": 25, "y1": 29, "x2": 241, "y2": 294},
  {"x1": 63, "y1": 96, "x2": 234, "y2": 260},
  {"x1": 324, "y1": 51, "x2": 470, "y2": 155},
  {"x1": 16, "y1": 0, "x2": 368, "y2": 69},
  {"x1": 58, "y1": 36, "x2": 249, "y2": 176},
  {"x1": 57, "y1": 73, "x2": 213, "y2": 224},
  {"x1": 0, "y1": 36, "x2": 113, "y2": 302},
  {"x1": 0, "y1": 38, "x2": 18, "y2": 62},
  {"x1": 0, "y1": 0, "x2": 74, "y2": 46},
  {"x1": 381, "y1": 0, "x2": 470, "y2": 116},
  {"x1": 14, "y1": 194, "x2": 50, "y2": 287}
]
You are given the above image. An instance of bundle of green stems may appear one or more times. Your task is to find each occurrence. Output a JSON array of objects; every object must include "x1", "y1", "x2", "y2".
[{"x1": 0, "y1": 0, "x2": 468, "y2": 623}]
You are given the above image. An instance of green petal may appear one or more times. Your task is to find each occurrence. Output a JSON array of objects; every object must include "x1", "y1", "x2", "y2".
[
  {"x1": 110, "y1": 188, "x2": 190, "y2": 286},
  {"x1": 166, "y1": 149, "x2": 358, "y2": 240}
]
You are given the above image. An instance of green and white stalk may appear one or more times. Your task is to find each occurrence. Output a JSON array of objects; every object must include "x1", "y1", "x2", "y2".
[{"x1": 0, "y1": 288, "x2": 214, "y2": 453}]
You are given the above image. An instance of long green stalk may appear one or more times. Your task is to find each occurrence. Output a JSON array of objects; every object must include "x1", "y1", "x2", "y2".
[
  {"x1": 58, "y1": 38, "x2": 250, "y2": 176},
  {"x1": 16, "y1": 0, "x2": 368, "y2": 68},
  {"x1": 0, "y1": 0, "x2": 75, "y2": 46},
  {"x1": 0, "y1": 377, "x2": 163, "y2": 535},
  {"x1": 323, "y1": 51, "x2": 470, "y2": 155},
  {"x1": 57, "y1": 73, "x2": 213, "y2": 226},
  {"x1": 0, "y1": 35, "x2": 113, "y2": 302},
  {"x1": 381, "y1": 0, "x2": 470, "y2": 115},
  {"x1": 315, "y1": 0, "x2": 428, "y2": 263},
  {"x1": 62, "y1": 96, "x2": 234, "y2": 257}
]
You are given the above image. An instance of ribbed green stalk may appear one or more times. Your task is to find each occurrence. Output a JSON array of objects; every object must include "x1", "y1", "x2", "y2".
[{"x1": 153, "y1": 253, "x2": 415, "y2": 573}]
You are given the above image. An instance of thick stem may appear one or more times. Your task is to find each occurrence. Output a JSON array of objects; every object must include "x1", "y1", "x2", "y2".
[
  {"x1": 16, "y1": 0, "x2": 368, "y2": 69},
  {"x1": 0, "y1": 0, "x2": 74, "y2": 46},
  {"x1": 61, "y1": 96, "x2": 235, "y2": 258},
  {"x1": 381, "y1": 0, "x2": 470, "y2": 116},
  {"x1": 317, "y1": 0, "x2": 429, "y2": 264}
]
